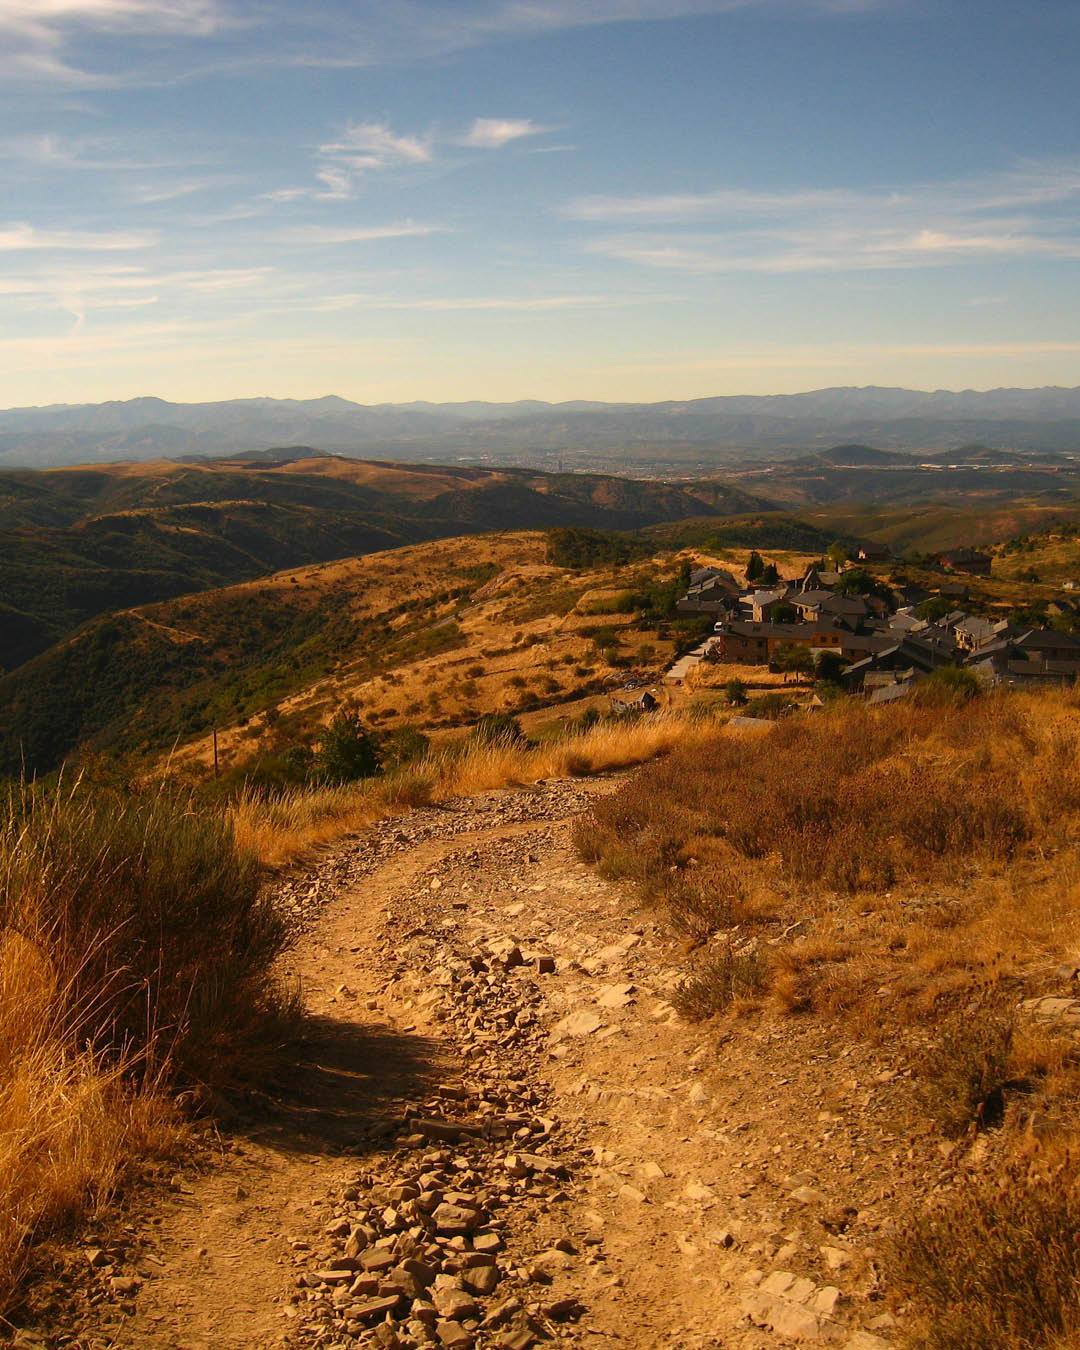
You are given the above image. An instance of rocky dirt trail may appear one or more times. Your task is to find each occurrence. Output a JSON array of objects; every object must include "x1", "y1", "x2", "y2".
[{"x1": 44, "y1": 776, "x2": 914, "y2": 1350}]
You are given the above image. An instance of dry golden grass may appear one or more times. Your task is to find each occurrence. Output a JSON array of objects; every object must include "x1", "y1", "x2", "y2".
[
  {"x1": 0, "y1": 1033, "x2": 178, "y2": 1308},
  {"x1": 0, "y1": 780, "x2": 289, "y2": 1316},
  {"x1": 894, "y1": 1148, "x2": 1080, "y2": 1350},
  {"x1": 231, "y1": 710, "x2": 712, "y2": 867}
]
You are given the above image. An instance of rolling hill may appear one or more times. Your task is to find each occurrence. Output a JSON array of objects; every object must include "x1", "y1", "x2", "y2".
[
  {"x1": 0, "y1": 455, "x2": 766, "y2": 671},
  {"x1": 727, "y1": 448, "x2": 1080, "y2": 508},
  {"x1": 0, "y1": 530, "x2": 721, "y2": 778}
]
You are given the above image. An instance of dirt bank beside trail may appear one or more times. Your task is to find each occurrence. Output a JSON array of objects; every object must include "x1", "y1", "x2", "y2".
[{"x1": 33, "y1": 777, "x2": 907, "y2": 1350}]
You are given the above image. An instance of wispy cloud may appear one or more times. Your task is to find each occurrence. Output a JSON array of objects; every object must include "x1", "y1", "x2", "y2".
[
  {"x1": 0, "y1": 0, "x2": 228, "y2": 81},
  {"x1": 321, "y1": 121, "x2": 432, "y2": 172},
  {"x1": 306, "y1": 291, "x2": 657, "y2": 313},
  {"x1": 566, "y1": 161, "x2": 1080, "y2": 274},
  {"x1": 461, "y1": 117, "x2": 549, "y2": 149},
  {"x1": 0, "y1": 261, "x2": 273, "y2": 335},
  {"x1": 276, "y1": 113, "x2": 553, "y2": 203},
  {"x1": 0, "y1": 222, "x2": 156, "y2": 251},
  {"x1": 0, "y1": 1, "x2": 892, "y2": 86},
  {"x1": 127, "y1": 175, "x2": 238, "y2": 204},
  {"x1": 275, "y1": 222, "x2": 446, "y2": 246}
]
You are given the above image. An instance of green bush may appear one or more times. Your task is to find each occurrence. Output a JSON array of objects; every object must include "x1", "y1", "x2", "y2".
[
  {"x1": 815, "y1": 650, "x2": 848, "y2": 683},
  {"x1": 317, "y1": 710, "x2": 381, "y2": 783},
  {"x1": 724, "y1": 678, "x2": 748, "y2": 705},
  {"x1": 380, "y1": 724, "x2": 430, "y2": 769},
  {"x1": 914, "y1": 666, "x2": 981, "y2": 705}
]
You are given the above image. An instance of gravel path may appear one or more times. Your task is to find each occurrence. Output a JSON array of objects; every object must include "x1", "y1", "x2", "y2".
[{"x1": 35, "y1": 776, "x2": 909, "y2": 1350}]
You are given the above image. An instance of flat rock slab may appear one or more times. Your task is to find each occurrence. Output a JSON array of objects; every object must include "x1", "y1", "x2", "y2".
[{"x1": 552, "y1": 1010, "x2": 605, "y2": 1039}]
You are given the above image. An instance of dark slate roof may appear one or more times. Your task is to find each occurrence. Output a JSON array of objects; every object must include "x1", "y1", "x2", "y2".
[
  {"x1": 795, "y1": 590, "x2": 868, "y2": 614},
  {"x1": 956, "y1": 616, "x2": 1000, "y2": 644},
  {"x1": 868, "y1": 682, "x2": 915, "y2": 705},
  {"x1": 1015, "y1": 628, "x2": 1080, "y2": 650},
  {"x1": 723, "y1": 620, "x2": 849, "y2": 641}
]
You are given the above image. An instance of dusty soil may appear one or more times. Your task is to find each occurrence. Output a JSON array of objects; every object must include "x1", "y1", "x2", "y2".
[{"x1": 30, "y1": 777, "x2": 917, "y2": 1350}]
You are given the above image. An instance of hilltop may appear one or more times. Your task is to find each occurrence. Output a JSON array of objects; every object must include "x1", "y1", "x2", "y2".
[{"x1": 0, "y1": 455, "x2": 765, "y2": 671}]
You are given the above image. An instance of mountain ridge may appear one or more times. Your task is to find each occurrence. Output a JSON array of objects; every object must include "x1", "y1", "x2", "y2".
[{"x1": 3, "y1": 385, "x2": 1080, "y2": 469}]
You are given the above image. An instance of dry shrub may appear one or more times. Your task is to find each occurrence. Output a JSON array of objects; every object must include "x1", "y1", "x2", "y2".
[
  {"x1": 916, "y1": 1008, "x2": 1018, "y2": 1137},
  {"x1": 664, "y1": 862, "x2": 747, "y2": 937},
  {"x1": 577, "y1": 694, "x2": 1067, "y2": 904},
  {"x1": 672, "y1": 944, "x2": 769, "y2": 1021},
  {"x1": 894, "y1": 1154, "x2": 1080, "y2": 1349},
  {"x1": 0, "y1": 779, "x2": 290, "y2": 1315}
]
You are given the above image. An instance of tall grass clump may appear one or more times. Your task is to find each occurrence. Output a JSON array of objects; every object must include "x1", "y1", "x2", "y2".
[
  {"x1": 0, "y1": 779, "x2": 288, "y2": 1081},
  {"x1": 0, "y1": 778, "x2": 290, "y2": 1313},
  {"x1": 894, "y1": 1156, "x2": 1080, "y2": 1350}
]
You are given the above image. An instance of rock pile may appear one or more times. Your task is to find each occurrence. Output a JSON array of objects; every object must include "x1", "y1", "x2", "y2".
[{"x1": 289, "y1": 1085, "x2": 587, "y2": 1349}]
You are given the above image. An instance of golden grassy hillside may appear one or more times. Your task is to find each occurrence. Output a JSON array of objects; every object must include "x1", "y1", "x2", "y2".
[
  {"x1": 163, "y1": 531, "x2": 661, "y2": 773},
  {"x1": 168, "y1": 538, "x2": 830, "y2": 780}
]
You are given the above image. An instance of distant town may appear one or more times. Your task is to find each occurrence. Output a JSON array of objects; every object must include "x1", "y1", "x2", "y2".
[{"x1": 669, "y1": 544, "x2": 1080, "y2": 703}]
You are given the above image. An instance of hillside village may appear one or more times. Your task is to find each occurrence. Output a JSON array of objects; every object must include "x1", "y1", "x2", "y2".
[{"x1": 671, "y1": 544, "x2": 1080, "y2": 702}]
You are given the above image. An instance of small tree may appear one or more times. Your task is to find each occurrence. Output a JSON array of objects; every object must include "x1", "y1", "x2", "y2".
[
  {"x1": 317, "y1": 710, "x2": 381, "y2": 783},
  {"x1": 915, "y1": 596, "x2": 955, "y2": 622},
  {"x1": 760, "y1": 562, "x2": 780, "y2": 586},
  {"x1": 772, "y1": 643, "x2": 814, "y2": 681},
  {"x1": 815, "y1": 649, "x2": 848, "y2": 684},
  {"x1": 827, "y1": 541, "x2": 850, "y2": 567},
  {"x1": 724, "y1": 678, "x2": 748, "y2": 705},
  {"x1": 745, "y1": 551, "x2": 765, "y2": 583}
]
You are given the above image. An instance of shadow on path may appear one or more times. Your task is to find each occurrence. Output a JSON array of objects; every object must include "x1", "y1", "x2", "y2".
[{"x1": 230, "y1": 1013, "x2": 449, "y2": 1157}]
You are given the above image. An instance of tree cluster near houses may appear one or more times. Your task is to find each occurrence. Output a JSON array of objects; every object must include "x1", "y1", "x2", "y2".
[{"x1": 677, "y1": 549, "x2": 1080, "y2": 703}]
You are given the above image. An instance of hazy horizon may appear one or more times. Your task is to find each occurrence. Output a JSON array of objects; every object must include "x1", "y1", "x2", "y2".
[{"x1": 5, "y1": 379, "x2": 1080, "y2": 417}]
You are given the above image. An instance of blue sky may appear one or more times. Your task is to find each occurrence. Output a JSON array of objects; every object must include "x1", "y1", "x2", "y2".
[{"x1": 1, "y1": 0, "x2": 1079, "y2": 406}]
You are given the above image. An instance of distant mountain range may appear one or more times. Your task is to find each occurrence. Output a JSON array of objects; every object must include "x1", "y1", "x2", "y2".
[{"x1": 3, "y1": 386, "x2": 1080, "y2": 470}]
